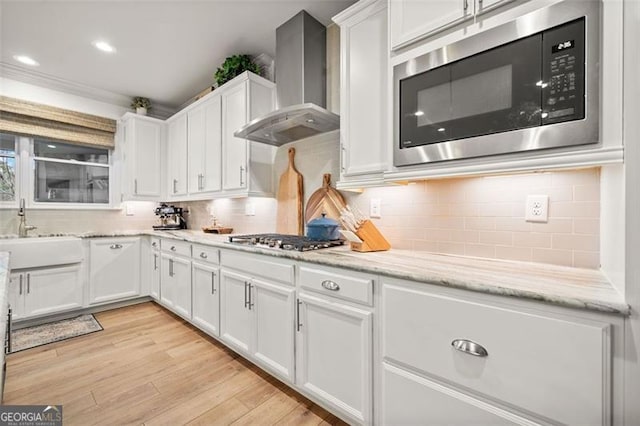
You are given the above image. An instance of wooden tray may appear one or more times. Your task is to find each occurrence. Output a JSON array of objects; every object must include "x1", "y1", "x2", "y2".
[{"x1": 202, "y1": 226, "x2": 233, "y2": 234}]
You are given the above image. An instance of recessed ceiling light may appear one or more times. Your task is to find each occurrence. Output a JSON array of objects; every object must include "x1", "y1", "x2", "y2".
[
  {"x1": 93, "y1": 40, "x2": 116, "y2": 53},
  {"x1": 13, "y1": 55, "x2": 39, "y2": 66}
]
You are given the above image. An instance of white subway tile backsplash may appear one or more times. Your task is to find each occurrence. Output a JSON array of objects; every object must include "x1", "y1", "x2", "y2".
[
  {"x1": 478, "y1": 231, "x2": 513, "y2": 246},
  {"x1": 513, "y1": 232, "x2": 552, "y2": 249}
]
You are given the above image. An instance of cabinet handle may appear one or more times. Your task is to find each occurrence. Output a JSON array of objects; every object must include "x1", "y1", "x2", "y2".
[
  {"x1": 134, "y1": 179, "x2": 138, "y2": 195},
  {"x1": 451, "y1": 339, "x2": 488, "y2": 357},
  {"x1": 248, "y1": 284, "x2": 254, "y2": 310},
  {"x1": 463, "y1": 0, "x2": 469, "y2": 11},
  {"x1": 153, "y1": 254, "x2": 158, "y2": 271},
  {"x1": 170, "y1": 246, "x2": 176, "y2": 252},
  {"x1": 239, "y1": 165, "x2": 245, "y2": 186},
  {"x1": 169, "y1": 258, "x2": 174, "y2": 277},
  {"x1": 19, "y1": 275, "x2": 22, "y2": 295},
  {"x1": 296, "y1": 299, "x2": 302, "y2": 332},
  {"x1": 200, "y1": 252, "x2": 207, "y2": 259},
  {"x1": 6, "y1": 307, "x2": 12, "y2": 354},
  {"x1": 152, "y1": 242, "x2": 157, "y2": 248},
  {"x1": 110, "y1": 244, "x2": 123, "y2": 249},
  {"x1": 200, "y1": 174, "x2": 205, "y2": 190},
  {"x1": 341, "y1": 144, "x2": 346, "y2": 173},
  {"x1": 321, "y1": 280, "x2": 340, "y2": 291},
  {"x1": 211, "y1": 272, "x2": 216, "y2": 294},
  {"x1": 244, "y1": 281, "x2": 249, "y2": 308},
  {"x1": 27, "y1": 273, "x2": 30, "y2": 294},
  {"x1": 173, "y1": 179, "x2": 178, "y2": 194}
]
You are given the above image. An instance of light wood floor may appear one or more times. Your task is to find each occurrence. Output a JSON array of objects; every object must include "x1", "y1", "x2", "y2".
[{"x1": 4, "y1": 302, "x2": 348, "y2": 426}]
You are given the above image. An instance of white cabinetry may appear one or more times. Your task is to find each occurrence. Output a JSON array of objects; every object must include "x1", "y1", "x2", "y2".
[
  {"x1": 220, "y1": 250, "x2": 295, "y2": 383},
  {"x1": 191, "y1": 244, "x2": 221, "y2": 337},
  {"x1": 220, "y1": 72, "x2": 276, "y2": 196},
  {"x1": 389, "y1": 0, "x2": 514, "y2": 50},
  {"x1": 188, "y1": 96, "x2": 222, "y2": 195},
  {"x1": 381, "y1": 278, "x2": 613, "y2": 425},
  {"x1": 296, "y1": 265, "x2": 374, "y2": 425},
  {"x1": 159, "y1": 239, "x2": 192, "y2": 319},
  {"x1": 166, "y1": 114, "x2": 188, "y2": 198},
  {"x1": 9, "y1": 265, "x2": 82, "y2": 320},
  {"x1": 149, "y1": 238, "x2": 160, "y2": 300},
  {"x1": 334, "y1": 0, "x2": 389, "y2": 189},
  {"x1": 120, "y1": 113, "x2": 163, "y2": 200},
  {"x1": 88, "y1": 238, "x2": 141, "y2": 305}
]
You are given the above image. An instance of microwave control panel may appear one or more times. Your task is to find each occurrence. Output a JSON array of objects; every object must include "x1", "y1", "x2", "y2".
[{"x1": 542, "y1": 18, "x2": 585, "y2": 125}]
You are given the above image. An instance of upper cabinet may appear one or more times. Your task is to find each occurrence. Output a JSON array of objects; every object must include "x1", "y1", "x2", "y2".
[
  {"x1": 188, "y1": 95, "x2": 222, "y2": 195},
  {"x1": 334, "y1": 0, "x2": 389, "y2": 190},
  {"x1": 389, "y1": 0, "x2": 514, "y2": 50},
  {"x1": 221, "y1": 73, "x2": 276, "y2": 196},
  {"x1": 166, "y1": 113, "x2": 188, "y2": 198},
  {"x1": 120, "y1": 113, "x2": 163, "y2": 201}
]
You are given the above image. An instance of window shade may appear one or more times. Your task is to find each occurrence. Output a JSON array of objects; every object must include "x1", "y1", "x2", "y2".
[{"x1": 0, "y1": 96, "x2": 117, "y2": 149}]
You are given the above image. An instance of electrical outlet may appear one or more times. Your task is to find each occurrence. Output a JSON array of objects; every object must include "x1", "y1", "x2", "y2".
[
  {"x1": 125, "y1": 203, "x2": 134, "y2": 216},
  {"x1": 245, "y1": 201, "x2": 256, "y2": 216},
  {"x1": 370, "y1": 198, "x2": 382, "y2": 218},
  {"x1": 525, "y1": 195, "x2": 549, "y2": 222}
]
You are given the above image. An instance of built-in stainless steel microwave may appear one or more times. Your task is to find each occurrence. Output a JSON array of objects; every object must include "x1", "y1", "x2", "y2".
[{"x1": 394, "y1": 1, "x2": 600, "y2": 167}]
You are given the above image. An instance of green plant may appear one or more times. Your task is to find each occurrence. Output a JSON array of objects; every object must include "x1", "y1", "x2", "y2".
[
  {"x1": 214, "y1": 55, "x2": 261, "y2": 87},
  {"x1": 131, "y1": 97, "x2": 151, "y2": 109}
]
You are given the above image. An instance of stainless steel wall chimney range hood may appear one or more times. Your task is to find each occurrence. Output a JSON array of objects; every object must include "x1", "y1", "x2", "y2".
[{"x1": 234, "y1": 11, "x2": 340, "y2": 146}]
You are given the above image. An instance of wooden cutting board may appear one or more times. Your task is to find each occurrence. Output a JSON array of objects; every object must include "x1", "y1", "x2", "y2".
[
  {"x1": 276, "y1": 147, "x2": 304, "y2": 235},
  {"x1": 304, "y1": 173, "x2": 347, "y2": 224}
]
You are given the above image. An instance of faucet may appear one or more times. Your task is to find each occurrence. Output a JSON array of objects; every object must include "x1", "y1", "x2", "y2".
[{"x1": 18, "y1": 199, "x2": 37, "y2": 237}]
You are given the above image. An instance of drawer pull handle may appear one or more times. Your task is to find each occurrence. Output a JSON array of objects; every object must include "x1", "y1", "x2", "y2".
[
  {"x1": 110, "y1": 244, "x2": 123, "y2": 249},
  {"x1": 200, "y1": 252, "x2": 207, "y2": 259},
  {"x1": 170, "y1": 246, "x2": 177, "y2": 252},
  {"x1": 451, "y1": 339, "x2": 488, "y2": 357},
  {"x1": 321, "y1": 280, "x2": 340, "y2": 291},
  {"x1": 151, "y1": 242, "x2": 157, "y2": 248}
]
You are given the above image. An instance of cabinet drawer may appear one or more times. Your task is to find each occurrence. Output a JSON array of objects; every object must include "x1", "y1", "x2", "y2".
[
  {"x1": 150, "y1": 237, "x2": 160, "y2": 251},
  {"x1": 221, "y1": 250, "x2": 294, "y2": 284},
  {"x1": 192, "y1": 244, "x2": 219, "y2": 265},
  {"x1": 299, "y1": 265, "x2": 373, "y2": 306},
  {"x1": 160, "y1": 239, "x2": 191, "y2": 257},
  {"x1": 382, "y1": 283, "x2": 610, "y2": 425}
]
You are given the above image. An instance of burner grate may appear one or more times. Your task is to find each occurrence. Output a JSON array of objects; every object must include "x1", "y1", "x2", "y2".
[{"x1": 228, "y1": 234, "x2": 344, "y2": 251}]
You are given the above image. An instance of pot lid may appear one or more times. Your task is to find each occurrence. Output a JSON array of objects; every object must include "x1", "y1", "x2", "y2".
[{"x1": 307, "y1": 213, "x2": 339, "y2": 228}]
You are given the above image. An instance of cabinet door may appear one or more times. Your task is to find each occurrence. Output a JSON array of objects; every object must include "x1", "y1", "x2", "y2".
[
  {"x1": 131, "y1": 119, "x2": 162, "y2": 197},
  {"x1": 167, "y1": 114, "x2": 188, "y2": 197},
  {"x1": 222, "y1": 83, "x2": 248, "y2": 190},
  {"x1": 160, "y1": 253, "x2": 175, "y2": 309},
  {"x1": 24, "y1": 265, "x2": 83, "y2": 318},
  {"x1": 187, "y1": 106, "x2": 205, "y2": 194},
  {"x1": 251, "y1": 278, "x2": 295, "y2": 383},
  {"x1": 170, "y1": 256, "x2": 192, "y2": 319},
  {"x1": 8, "y1": 272, "x2": 24, "y2": 320},
  {"x1": 192, "y1": 262, "x2": 220, "y2": 337},
  {"x1": 340, "y1": 2, "x2": 388, "y2": 177},
  {"x1": 296, "y1": 293, "x2": 373, "y2": 424},
  {"x1": 89, "y1": 238, "x2": 141, "y2": 304},
  {"x1": 202, "y1": 96, "x2": 222, "y2": 192},
  {"x1": 150, "y1": 250, "x2": 160, "y2": 300},
  {"x1": 219, "y1": 269, "x2": 252, "y2": 354},
  {"x1": 382, "y1": 363, "x2": 521, "y2": 425},
  {"x1": 390, "y1": 0, "x2": 470, "y2": 49},
  {"x1": 477, "y1": 0, "x2": 514, "y2": 15}
]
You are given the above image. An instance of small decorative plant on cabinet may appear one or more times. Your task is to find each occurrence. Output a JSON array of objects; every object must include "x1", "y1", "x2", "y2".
[
  {"x1": 131, "y1": 97, "x2": 151, "y2": 115},
  {"x1": 214, "y1": 55, "x2": 262, "y2": 88}
]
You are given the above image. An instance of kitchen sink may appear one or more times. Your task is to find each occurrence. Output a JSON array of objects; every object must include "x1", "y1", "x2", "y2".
[{"x1": 0, "y1": 236, "x2": 84, "y2": 269}]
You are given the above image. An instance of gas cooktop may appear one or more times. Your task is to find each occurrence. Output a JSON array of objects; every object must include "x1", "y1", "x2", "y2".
[{"x1": 228, "y1": 234, "x2": 344, "y2": 252}]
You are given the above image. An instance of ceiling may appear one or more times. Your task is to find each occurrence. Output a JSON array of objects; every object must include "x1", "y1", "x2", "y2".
[{"x1": 0, "y1": 0, "x2": 355, "y2": 112}]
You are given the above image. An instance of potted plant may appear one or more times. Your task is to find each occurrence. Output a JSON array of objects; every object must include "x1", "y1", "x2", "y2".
[
  {"x1": 131, "y1": 97, "x2": 151, "y2": 115},
  {"x1": 214, "y1": 55, "x2": 261, "y2": 88}
]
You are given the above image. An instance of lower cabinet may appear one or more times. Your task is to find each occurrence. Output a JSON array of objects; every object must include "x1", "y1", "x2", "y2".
[
  {"x1": 220, "y1": 268, "x2": 296, "y2": 383},
  {"x1": 9, "y1": 264, "x2": 83, "y2": 320},
  {"x1": 160, "y1": 253, "x2": 192, "y2": 319},
  {"x1": 89, "y1": 238, "x2": 141, "y2": 305},
  {"x1": 191, "y1": 261, "x2": 220, "y2": 337},
  {"x1": 295, "y1": 291, "x2": 373, "y2": 425}
]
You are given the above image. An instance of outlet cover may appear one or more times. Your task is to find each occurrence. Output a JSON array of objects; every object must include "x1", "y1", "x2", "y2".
[
  {"x1": 245, "y1": 201, "x2": 256, "y2": 216},
  {"x1": 370, "y1": 198, "x2": 382, "y2": 218},
  {"x1": 525, "y1": 195, "x2": 549, "y2": 223}
]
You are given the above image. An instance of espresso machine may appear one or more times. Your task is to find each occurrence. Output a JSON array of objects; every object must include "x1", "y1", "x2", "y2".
[{"x1": 153, "y1": 204, "x2": 187, "y2": 230}]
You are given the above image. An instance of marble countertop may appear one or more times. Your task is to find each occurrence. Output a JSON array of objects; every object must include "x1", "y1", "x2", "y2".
[{"x1": 0, "y1": 230, "x2": 630, "y2": 316}]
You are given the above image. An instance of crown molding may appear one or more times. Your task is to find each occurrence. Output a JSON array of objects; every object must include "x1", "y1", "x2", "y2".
[{"x1": 0, "y1": 62, "x2": 176, "y2": 119}]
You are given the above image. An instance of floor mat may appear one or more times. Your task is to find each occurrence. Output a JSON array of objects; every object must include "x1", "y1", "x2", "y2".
[{"x1": 10, "y1": 314, "x2": 103, "y2": 353}]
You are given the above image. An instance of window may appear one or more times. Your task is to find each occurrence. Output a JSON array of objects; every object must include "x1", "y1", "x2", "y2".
[
  {"x1": 32, "y1": 139, "x2": 110, "y2": 204},
  {"x1": 0, "y1": 133, "x2": 17, "y2": 202}
]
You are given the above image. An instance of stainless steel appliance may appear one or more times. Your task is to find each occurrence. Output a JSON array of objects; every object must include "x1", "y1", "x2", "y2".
[
  {"x1": 153, "y1": 204, "x2": 187, "y2": 230},
  {"x1": 228, "y1": 234, "x2": 344, "y2": 251},
  {"x1": 394, "y1": 1, "x2": 600, "y2": 166}
]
